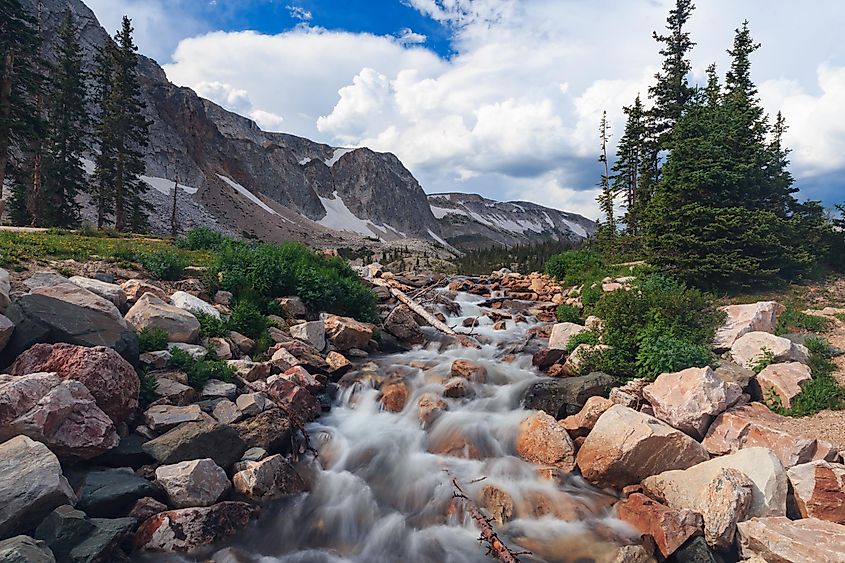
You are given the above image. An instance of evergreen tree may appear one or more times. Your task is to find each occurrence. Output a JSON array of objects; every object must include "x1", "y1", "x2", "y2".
[
  {"x1": 39, "y1": 9, "x2": 89, "y2": 227},
  {"x1": 595, "y1": 111, "x2": 615, "y2": 248},
  {"x1": 0, "y1": 0, "x2": 45, "y2": 220},
  {"x1": 610, "y1": 95, "x2": 646, "y2": 234},
  {"x1": 93, "y1": 16, "x2": 151, "y2": 232}
]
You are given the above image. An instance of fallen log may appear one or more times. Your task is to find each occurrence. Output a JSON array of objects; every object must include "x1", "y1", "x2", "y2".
[{"x1": 373, "y1": 279, "x2": 457, "y2": 335}]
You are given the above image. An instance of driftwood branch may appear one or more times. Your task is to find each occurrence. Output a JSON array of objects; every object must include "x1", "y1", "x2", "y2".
[
  {"x1": 444, "y1": 470, "x2": 530, "y2": 563},
  {"x1": 373, "y1": 279, "x2": 457, "y2": 335}
]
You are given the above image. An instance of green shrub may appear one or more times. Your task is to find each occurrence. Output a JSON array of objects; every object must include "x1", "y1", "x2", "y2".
[
  {"x1": 565, "y1": 330, "x2": 598, "y2": 354},
  {"x1": 576, "y1": 346, "x2": 631, "y2": 378},
  {"x1": 774, "y1": 344, "x2": 845, "y2": 417},
  {"x1": 138, "y1": 326, "x2": 169, "y2": 353},
  {"x1": 749, "y1": 348, "x2": 775, "y2": 375},
  {"x1": 193, "y1": 310, "x2": 228, "y2": 338},
  {"x1": 775, "y1": 306, "x2": 831, "y2": 335},
  {"x1": 635, "y1": 325, "x2": 713, "y2": 380},
  {"x1": 835, "y1": 313, "x2": 845, "y2": 323},
  {"x1": 580, "y1": 283, "x2": 603, "y2": 308},
  {"x1": 555, "y1": 304, "x2": 582, "y2": 323},
  {"x1": 228, "y1": 300, "x2": 267, "y2": 340},
  {"x1": 168, "y1": 347, "x2": 235, "y2": 390},
  {"x1": 140, "y1": 249, "x2": 188, "y2": 280},
  {"x1": 545, "y1": 250, "x2": 605, "y2": 286},
  {"x1": 177, "y1": 227, "x2": 228, "y2": 251},
  {"x1": 138, "y1": 368, "x2": 158, "y2": 407}
]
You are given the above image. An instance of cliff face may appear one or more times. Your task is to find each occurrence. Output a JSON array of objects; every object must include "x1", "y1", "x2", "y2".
[
  {"x1": 24, "y1": 0, "x2": 595, "y2": 250},
  {"x1": 428, "y1": 193, "x2": 598, "y2": 250}
]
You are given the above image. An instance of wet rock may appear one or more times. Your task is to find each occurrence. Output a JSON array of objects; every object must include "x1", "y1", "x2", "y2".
[
  {"x1": 560, "y1": 395, "x2": 613, "y2": 437},
  {"x1": 142, "y1": 422, "x2": 247, "y2": 469},
  {"x1": 701, "y1": 468, "x2": 754, "y2": 549},
  {"x1": 442, "y1": 377, "x2": 473, "y2": 398},
  {"x1": 730, "y1": 331, "x2": 809, "y2": 369},
  {"x1": 548, "y1": 322, "x2": 587, "y2": 350},
  {"x1": 417, "y1": 393, "x2": 448, "y2": 425},
  {"x1": 9, "y1": 343, "x2": 139, "y2": 423},
  {"x1": 34, "y1": 505, "x2": 93, "y2": 561},
  {"x1": 120, "y1": 280, "x2": 167, "y2": 304},
  {"x1": 145, "y1": 404, "x2": 208, "y2": 432},
  {"x1": 233, "y1": 409, "x2": 293, "y2": 454},
  {"x1": 787, "y1": 460, "x2": 845, "y2": 523},
  {"x1": 213, "y1": 399, "x2": 243, "y2": 424},
  {"x1": 170, "y1": 290, "x2": 220, "y2": 319},
  {"x1": 134, "y1": 502, "x2": 254, "y2": 552},
  {"x1": 755, "y1": 362, "x2": 812, "y2": 410},
  {"x1": 384, "y1": 306, "x2": 425, "y2": 345},
  {"x1": 736, "y1": 517, "x2": 845, "y2": 562},
  {"x1": 380, "y1": 379, "x2": 409, "y2": 412},
  {"x1": 521, "y1": 372, "x2": 615, "y2": 418},
  {"x1": 641, "y1": 447, "x2": 787, "y2": 518},
  {"x1": 576, "y1": 405, "x2": 709, "y2": 489},
  {"x1": 266, "y1": 378, "x2": 320, "y2": 424},
  {"x1": 643, "y1": 366, "x2": 742, "y2": 439},
  {"x1": 0, "y1": 535, "x2": 56, "y2": 563},
  {"x1": 325, "y1": 351, "x2": 352, "y2": 379},
  {"x1": 201, "y1": 379, "x2": 238, "y2": 400},
  {"x1": 481, "y1": 485, "x2": 514, "y2": 525},
  {"x1": 713, "y1": 361, "x2": 755, "y2": 389},
  {"x1": 124, "y1": 293, "x2": 200, "y2": 344},
  {"x1": 515, "y1": 411, "x2": 576, "y2": 471},
  {"x1": 277, "y1": 297, "x2": 307, "y2": 318},
  {"x1": 702, "y1": 402, "x2": 817, "y2": 468},
  {"x1": 232, "y1": 454, "x2": 306, "y2": 501},
  {"x1": 0, "y1": 294, "x2": 139, "y2": 367},
  {"x1": 74, "y1": 467, "x2": 158, "y2": 518},
  {"x1": 155, "y1": 458, "x2": 231, "y2": 508},
  {"x1": 616, "y1": 493, "x2": 702, "y2": 557},
  {"x1": 30, "y1": 282, "x2": 125, "y2": 324},
  {"x1": 492, "y1": 320, "x2": 507, "y2": 330},
  {"x1": 129, "y1": 497, "x2": 168, "y2": 521},
  {"x1": 69, "y1": 276, "x2": 127, "y2": 308},
  {"x1": 67, "y1": 516, "x2": 135, "y2": 563},
  {"x1": 289, "y1": 320, "x2": 327, "y2": 351},
  {"x1": 227, "y1": 359, "x2": 270, "y2": 383},
  {"x1": 0, "y1": 436, "x2": 76, "y2": 538},
  {"x1": 0, "y1": 372, "x2": 119, "y2": 459},
  {"x1": 450, "y1": 359, "x2": 487, "y2": 383},
  {"x1": 235, "y1": 392, "x2": 270, "y2": 417},
  {"x1": 712, "y1": 301, "x2": 784, "y2": 351},
  {"x1": 323, "y1": 315, "x2": 373, "y2": 351}
]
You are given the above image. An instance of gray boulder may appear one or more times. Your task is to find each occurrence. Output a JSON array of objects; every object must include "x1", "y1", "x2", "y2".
[
  {"x1": 520, "y1": 372, "x2": 615, "y2": 418},
  {"x1": 0, "y1": 535, "x2": 56, "y2": 563}
]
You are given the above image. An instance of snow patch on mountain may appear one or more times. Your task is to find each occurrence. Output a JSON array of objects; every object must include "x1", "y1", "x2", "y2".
[
  {"x1": 217, "y1": 174, "x2": 283, "y2": 217},
  {"x1": 325, "y1": 148, "x2": 355, "y2": 168}
]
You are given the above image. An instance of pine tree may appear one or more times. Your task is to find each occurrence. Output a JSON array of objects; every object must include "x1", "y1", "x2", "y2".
[
  {"x1": 595, "y1": 111, "x2": 615, "y2": 249},
  {"x1": 39, "y1": 9, "x2": 89, "y2": 227},
  {"x1": 0, "y1": 0, "x2": 45, "y2": 221},
  {"x1": 93, "y1": 16, "x2": 151, "y2": 232},
  {"x1": 610, "y1": 95, "x2": 646, "y2": 235}
]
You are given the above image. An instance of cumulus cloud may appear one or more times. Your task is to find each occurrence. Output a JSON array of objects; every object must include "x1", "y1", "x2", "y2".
[
  {"x1": 97, "y1": 0, "x2": 845, "y2": 217},
  {"x1": 286, "y1": 5, "x2": 312, "y2": 22},
  {"x1": 397, "y1": 28, "x2": 427, "y2": 45}
]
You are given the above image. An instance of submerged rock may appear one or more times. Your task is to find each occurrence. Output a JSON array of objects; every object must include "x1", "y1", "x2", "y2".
[{"x1": 134, "y1": 502, "x2": 254, "y2": 552}]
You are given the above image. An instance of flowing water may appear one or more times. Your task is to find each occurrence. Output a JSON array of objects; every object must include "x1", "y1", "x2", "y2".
[{"x1": 146, "y1": 292, "x2": 636, "y2": 563}]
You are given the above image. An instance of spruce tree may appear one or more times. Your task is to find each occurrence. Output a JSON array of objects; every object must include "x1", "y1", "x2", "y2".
[
  {"x1": 0, "y1": 0, "x2": 45, "y2": 220},
  {"x1": 595, "y1": 111, "x2": 615, "y2": 249},
  {"x1": 93, "y1": 16, "x2": 151, "y2": 232},
  {"x1": 39, "y1": 9, "x2": 89, "y2": 227},
  {"x1": 610, "y1": 95, "x2": 646, "y2": 235}
]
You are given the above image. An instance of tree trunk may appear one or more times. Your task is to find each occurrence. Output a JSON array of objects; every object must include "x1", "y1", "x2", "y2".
[
  {"x1": 114, "y1": 153, "x2": 125, "y2": 231},
  {"x1": 0, "y1": 49, "x2": 15, "y2": 200}
]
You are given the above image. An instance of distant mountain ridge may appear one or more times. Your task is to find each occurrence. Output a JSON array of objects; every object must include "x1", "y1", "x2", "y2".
[{"x1": 24, "y1": 0, "x2": 596, "y2": 250}]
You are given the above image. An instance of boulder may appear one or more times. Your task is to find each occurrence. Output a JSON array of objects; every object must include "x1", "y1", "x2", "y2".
[
  {"x1": 277, "y1": 297, "x2": 307, "y2": 318},
  {"x1": 417, "y1": 393, "x2": 448, "y2": 426},
  {"x1": 548, "y1": 322, "x2": 587, "y2": 350},
  {"x1": 201, "y1": 379, "x2": 238, "y2": 400},
  {"x1": 30, "y1": 282, "x2": 125, "y2": 324},
  {"x1": 641, "y1": 447, "x2": 787, "y2": 518},
  {"x1": 229, "y1": 331, "x2": 255, "y2": 355},
  {"x1": 608, "y1": 378, "x2": 649, "y2": 409},
  {"x1": 615, "y1": 493, "x2": 703, "y2": 557},
  {"x1": 755, "y1": 362, "x2": 812, "y2": 410},
  {"x1": 270, "y1": 340, "x2": 329, "y2": 374},
  {"x1": 521, "y1": 372, "x2": 615, "y2": 418},
  {"x1": 0, "y1": 436, "x2": 76, "y2": 538},
  {"x1": 170, "y1": 290, "x2": 220, "y2": 319},
  {"x1": 443, "y1": 377, "x2": 472, "y2": 398},
  {"x1": 730, "y1": 331, "x2": 809, "y2": 369},
  {"x1": 34, "y1": 505, "x2": 93, "y2": 561},
  {"x1": 66, "y1": 516, "x2": 135, "y2": 563},
  {"x1": 713, "y1": 361, "x2": 755, "y2": 389},
  {"x1": 737, "y1": 517, "x2": 845, "y2": 562},
  {"x1": 73, "y1": 468, "x2": 158, "y2": 518},
  {"x1": 450, "y1": 359, "x2": 487, "y2": 383},
  {"x1": 0, "y1": 268, "x2": 10, "y2": 312},
  {"x1": 0, "y1": 294, "x2": 139, "y2": 367},
  {"x1": 265, "y1": 378, "x2": 320, "y2": 424},
  {"x1": 9, "y1": 343, "x2": 139, "y2": 423},
  {"x1": 0, "y1": 372, "x2": 119, "y2": 459},
  {"x1": 325, "y1": 351, "x2": 352, "y2": 379},
  {"x1": 323, "y1": 315, "x2": 373, "y2": 351},
  {"x1": 212, "y1": 399, "x2": 242, "y2": 424},
  {"x1": 235, "y1": 392, "x2": 269, "y2": 417},
  {"x1": 278, "y1": 365, "x2": 322, "y2": 393},
  {"x1": 140, "y1": 350, "x2": 170, "y2": 369},
  {"x1": 167, "y1": 342, "x2": 207, "y2": 359},
  {"x1": 380, "y1": 380, "x2": 409, "y2": 412},
  {"x1": 134, "y1": 502, "x2": 254, "y2": 552},
  {"x1": 786, "y1": 460, "x2": 845, "y2": 524},
  {"x1": 23, "y1": 272, "x2": 69, "y2": 291},
  {"x1": 207, "y1": 337, "x2": 233, "y2": 360},
  {"x1": 702, "y1": 402, "x2": 817, "y2": 468},
  {"x1": 93, "y1": 433, "x2": 154, "y2": 469},
  {"x1": 289, "y1": 321, "x2": 327, "y2": 351},
  {"x1": 232, "y1": 454, "x2": 306, "y2": 501},
  {"x1": 0, "y1": 314, "x2": 14, "y2": 353},
  {"x1": 144, "y1": 404, "x2": 208, "y2": 432},
  {"x1": 232, "y1": 409, "x2": 293, "y2": 454},
  {"x1": 227, "y1": 359, "x2": 271, "y2": 383},
  {"x1": 560, "y1": 395, "x2": 613, "y2": 437},
  {"x1": 153, "y1": 376, "x2": 195, "y2": 405},
  {"x1": 120, "y1": 280, "x2": 167, "y2": 304},
  {"x1": 701, "y1": 468, "x2": 755, "y2": 549},
  {"x1": 124, "y1": 293, "x2": 200, "y2": 343},
  {"x1": 155, "y1": 458, "x2": 231, "y2": 508},
  {"x1": 0, "y1": 536, "x2": 56, "y2": 563},
  {"x1": 515, "y1": 411, "x2": 576, "y2": 471},
  {"x1": 532, "y1": 348, "x2": 566, "y2": 370},
  {"x1": 142, "y1": 422, "x2": 247, "y2": 469},
  {"x1": 575, "y1": 405, "x2": 709, "y2": 489},
  {"x1": 129, "y1": 497, "x2": 168, "y2": 521},
  {"x1": 69, "y1": 276, "x2": 127, "y2": 308},
  {"x1": 384, "y1": 306, "x2": 425, "y2": 345},
  {"x1": 643, "y1": 367, "x2": 742, "y2": 439},
  {"x1": 712, "y1": 301, "x2": 784, "y2": 351}
]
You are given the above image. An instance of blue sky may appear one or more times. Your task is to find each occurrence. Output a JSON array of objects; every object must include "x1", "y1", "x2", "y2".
[{"x1": 87, "y1": 0, "x2": 845, "y2": 219}]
